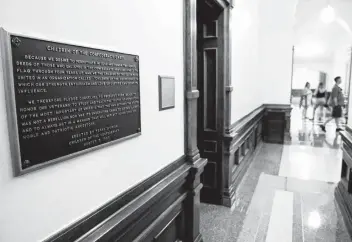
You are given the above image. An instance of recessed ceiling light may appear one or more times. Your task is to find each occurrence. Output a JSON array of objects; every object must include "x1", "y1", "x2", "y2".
[{"x1": 320, "y1": 5, "x2": 336, "y2": 24}]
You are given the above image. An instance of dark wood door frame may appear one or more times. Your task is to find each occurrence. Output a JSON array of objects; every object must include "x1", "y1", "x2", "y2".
[
  {"x1": 184, "y1": 0, "x2": 233, "y2": 206},
  {"x1": 346, "y1": 46, "x2": 352, "y2": 124}
]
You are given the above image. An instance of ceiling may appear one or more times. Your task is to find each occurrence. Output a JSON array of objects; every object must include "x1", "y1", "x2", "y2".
[{"x1": 294, "y1": 0, "x2": 352, "y2": 60}]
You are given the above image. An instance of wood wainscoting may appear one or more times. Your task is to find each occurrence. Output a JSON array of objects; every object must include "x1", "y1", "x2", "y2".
[
  {"x1": 263, "y1": 104, "x2": 292, "y2": 144},
  {"x1": 43, "y1": 102, "x2": 293, "y2": 242},
  {"x1": 43, "y1": 156, "x2": 207, "y2": 242},
  {"x1": 222, "y1": 106, "x2": 265, "y2": 207},
  {"x1": 220, "y1": 104, "x2": 291, "y2": 207},
  {"x1": 336, "y1": 126, "x2": 352, "y2": 239}
]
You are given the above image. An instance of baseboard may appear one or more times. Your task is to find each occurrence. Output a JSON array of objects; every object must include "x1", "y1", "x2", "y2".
[{"x1": 43, "y1": 155, "x2": 206, "y2": 242}]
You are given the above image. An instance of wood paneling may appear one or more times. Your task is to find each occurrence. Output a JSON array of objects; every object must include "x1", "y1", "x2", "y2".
[
  {"x1": 43, "y1": 156, "x2": 207, "y2": 242},
  {"x1": 222, "y1": 106, "x2": 265, "y2": 207},
  {"x1": 336, "y1": 127, "x2": 352, "y2": 239}
]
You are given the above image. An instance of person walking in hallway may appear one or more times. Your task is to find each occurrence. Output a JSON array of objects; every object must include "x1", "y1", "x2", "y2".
[
  {"x1": 299, "y1": 82, "x2": 313, "y2": 119},
  {"x1": 311, "y1": 82, "x2": 327, "y2": 121},
  {"x1": 320, "y1": 76, "x2": 345, "y2": 133}
]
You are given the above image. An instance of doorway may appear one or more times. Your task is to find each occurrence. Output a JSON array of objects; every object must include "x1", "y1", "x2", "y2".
[
  {"x1": 196, "y1": 0, "x2": 226, "y2": 205},
  {"x1": 290, "y1": 45, "x2": 352, "y2": 124}
]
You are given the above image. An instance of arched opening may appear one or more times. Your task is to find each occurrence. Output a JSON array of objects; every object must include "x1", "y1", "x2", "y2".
[{"x1": 290, "y1": 0, "x2": 352, "y2": 127}]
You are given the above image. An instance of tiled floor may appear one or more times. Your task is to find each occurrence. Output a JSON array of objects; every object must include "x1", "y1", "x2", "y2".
[
  {"x1": 199, "y1": 105, "x2": 352, "y2": 242},
  {"x1": 236, "y1": 174, "x2": 350, "y2": 242},
  {"x1": 279, "y1": 145, "x2": 342, "y2": 183}
]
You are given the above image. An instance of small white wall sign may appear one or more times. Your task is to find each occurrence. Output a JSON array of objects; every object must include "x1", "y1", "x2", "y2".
[{"x1": 158, "y1": 76, "x2": 175, "y2": 111}]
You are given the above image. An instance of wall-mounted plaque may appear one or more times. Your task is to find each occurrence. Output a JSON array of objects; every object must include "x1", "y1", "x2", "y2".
[
  {"x1": 0, "y1": 29, "x2": 141, "y2": 176},
  {"x1": 158, "y1": 76, "x2": 175, "y2": 111}
]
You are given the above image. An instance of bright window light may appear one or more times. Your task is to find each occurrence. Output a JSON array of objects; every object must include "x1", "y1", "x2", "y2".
[{"x1": 320, "y1": 5, "x2": 336, "y2": 24}]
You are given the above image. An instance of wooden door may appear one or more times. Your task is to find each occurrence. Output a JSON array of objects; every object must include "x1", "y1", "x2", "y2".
[{"x1": 196, "y1": 0, "x2": 225, "y2": 204}]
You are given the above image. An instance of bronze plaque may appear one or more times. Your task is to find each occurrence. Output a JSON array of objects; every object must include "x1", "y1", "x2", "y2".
[{"x1": 1, "y1": 30, "x2": 141, "y2": 175}]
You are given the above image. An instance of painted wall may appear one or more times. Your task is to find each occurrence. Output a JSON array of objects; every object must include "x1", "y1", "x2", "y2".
[
  {"x1": 257, "y1": 0, "x2": 298, "y2": 105},
  {"x1": 231, "y1": 0, "x2": 297, "y2": 123},
  {"x1": 231, "y1": 0, "x2": 262, "y2": 122},
  {"x1": 0, "y1": 0, "x2": 185, "y2": 241}
]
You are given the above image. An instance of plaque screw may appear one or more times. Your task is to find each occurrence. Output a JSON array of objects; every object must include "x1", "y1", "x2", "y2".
[
  {"x1": 137, "y1": 128, "x2": 141, "y2": 132},
  {"x1": 134, "y1": 56, "x2": 139, "y2": 62},
  {"x1": 11, "y1": 37, "x2": 21, "y2": 47},
  {"x1": 23, "y1": 160, "x2": 31, "y2": 167}
]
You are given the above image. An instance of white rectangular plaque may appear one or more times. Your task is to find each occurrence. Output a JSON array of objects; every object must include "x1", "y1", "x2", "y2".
[{"x1": 158, "y1": 76, "x2": 175, "y2": 110}]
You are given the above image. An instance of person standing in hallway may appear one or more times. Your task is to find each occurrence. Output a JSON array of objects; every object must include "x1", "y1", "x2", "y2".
[
  {"x1": 311, "y1": 82, "x2": 327, "y2": 121},
  {"x1": 299, "y1": 82, "x2": 313, "y2": 119},
  {"x1": 320, "y1": 76, "x2": 345, "y2": 132}
]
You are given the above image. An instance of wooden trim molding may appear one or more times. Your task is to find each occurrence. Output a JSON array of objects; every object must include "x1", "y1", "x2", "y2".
[
  {"x1": 263, "y1": 104, "x2": 292, "y2": 143},
  {"x1": 43, "y1": 155, "x2": 207, "y2": 242},
  {"x1": 336, "y1": 126, "x2": 352, "y2": 239},
  {"x1": 43, "y1": 157, "x2": 185, "y2": 241},
  {"x1": 229, "y1": 105, "x2": 265, "y2": 134},
  {"x1": 335, "y1": 182, "x2": 352, "y2": 239},
  {"x1": 205, "y1": 104, "x2": 292, "y2": 207},
  {"x1": 221, "y1": 105, "x2": 265, "y2": 207},
  {"x1": 183, "y1": 1, "x2": 208, "y2": 240},
  {"x1": 184, "y1": 0, "x2": 200, "y2": 160},
  {"x1": 41, "y1": 100, "x2": 294, "y2": 241}
]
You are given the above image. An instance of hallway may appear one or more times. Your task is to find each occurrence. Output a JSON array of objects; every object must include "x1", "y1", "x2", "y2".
[
  {"x1": 2, "y1": 0, "x2": 352, "y2": 241},
  {"x1": 200, "y1": 105, "x2": 351, "y2": 241}
]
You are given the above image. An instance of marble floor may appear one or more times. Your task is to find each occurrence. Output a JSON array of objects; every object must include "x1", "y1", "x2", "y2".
[{"x1": 199, "y1": 105, "x2": 351, "y2": 242}]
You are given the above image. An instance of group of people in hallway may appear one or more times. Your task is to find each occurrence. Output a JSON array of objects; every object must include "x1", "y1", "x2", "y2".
[{"x1": 299, "y1": 76, "x2": 345, "y2": 132}]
